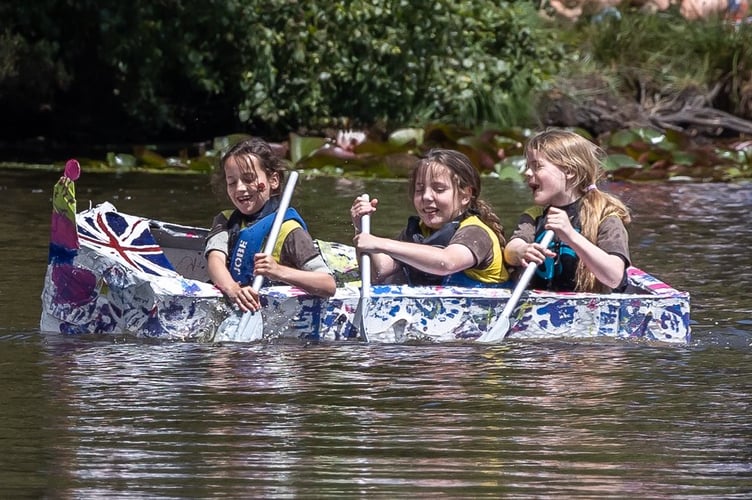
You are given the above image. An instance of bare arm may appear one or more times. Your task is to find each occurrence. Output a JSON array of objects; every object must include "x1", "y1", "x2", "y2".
[
  {"x1": 206, "y1": 250, "x2": 261, "y2": 312},
  {"x1": 253, "y1": 253, "x2": 336, "y2": 297},
  {"x1": 545, "y1": 207, "x2": 625, "y2": 289},
  {"x1": 354, "y1": 233, "x2": 476, "y2": 277},
  {"x1": 503, "y1": 237, "x2": 555, "y2": 267}
]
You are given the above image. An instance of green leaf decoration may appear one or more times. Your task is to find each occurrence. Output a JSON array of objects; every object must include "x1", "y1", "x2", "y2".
[
  {"x1": 389, "y1": 128, "x2": 424, "y2": 147},
  {"x1": 634, "y1": 128, "x2": 666, "y2": 145},
  {"x1": 135, "y1": 148, "x2": 167, "y2": 168},
  {"x1": 106, "y1": 153, "x2": 137, "y2": 169},
  {"x1": 212, "y1": 134, "x2": 252, "y2": 153},
  {"x1": 608, "y1": 130, "x2": 640, "y2": 148},
  {"x1": 672, "y1": 151, "x2": 696, "y2": 166},
  {"x1": 495, "y1": 155, "x2": 526, "y2": 180},
  {"x1": 495, "y1": 164, "x2": 524, "y2": 181}
]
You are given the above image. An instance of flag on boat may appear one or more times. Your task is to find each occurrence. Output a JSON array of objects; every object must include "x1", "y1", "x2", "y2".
[{"x1": 77, "y1": 202, "x2": 177, "y2": 276}]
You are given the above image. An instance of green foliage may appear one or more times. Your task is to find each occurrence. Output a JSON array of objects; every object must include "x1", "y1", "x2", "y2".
[
  {"x1": 231, "y1": 1, "x2": 564, "y2": 132},
  {"x1": 0, "y1": 28, "x2": 71, "y2": 116},
  {"x1": 1, "y1": 0, "x2": 564, "y2": 139}
]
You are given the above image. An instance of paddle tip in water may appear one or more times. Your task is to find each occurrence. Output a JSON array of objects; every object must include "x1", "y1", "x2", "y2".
[{"x1": 476, "y1": 316, "x2": 510, "y2": 343}]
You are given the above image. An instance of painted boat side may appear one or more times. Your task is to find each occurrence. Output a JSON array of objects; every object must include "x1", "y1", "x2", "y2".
[{"x1": 40, "y1": 174, "x2": 691, "y2": 344}]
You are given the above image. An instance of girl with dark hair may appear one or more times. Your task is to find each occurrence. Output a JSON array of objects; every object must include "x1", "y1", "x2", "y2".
[
  {"x1": 205, "y1": 138, "x2": 335, "y2": 312},
  {"x1": 350, "y1": 148, "x2": 509, "y2": 287}
]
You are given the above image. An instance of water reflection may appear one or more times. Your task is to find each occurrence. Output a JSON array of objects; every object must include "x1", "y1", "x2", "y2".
[
  {"x1": 32, "y1": 334, "x2": 751, "y2": 496},
  {"x1": 1, "y1": 170, "x2": 751, "y2": 496}
]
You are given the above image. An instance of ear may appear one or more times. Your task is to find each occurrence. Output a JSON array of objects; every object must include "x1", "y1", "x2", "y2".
[
  {"x1": 268, "y1": 172, "x2": 281, "y2": 191},
  {"x1": 460, "y1": 186, "x2": 472, "y2": 206}
]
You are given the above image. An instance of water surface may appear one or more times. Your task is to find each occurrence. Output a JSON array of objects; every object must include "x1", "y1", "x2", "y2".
[{"x1": 1, "y1": 169, "x2": 750, "y2": 497}]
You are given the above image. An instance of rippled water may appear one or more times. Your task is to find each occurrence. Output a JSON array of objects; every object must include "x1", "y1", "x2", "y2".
[{"x1": 1, "y1": 170, "x2": 750, "y2": 497}]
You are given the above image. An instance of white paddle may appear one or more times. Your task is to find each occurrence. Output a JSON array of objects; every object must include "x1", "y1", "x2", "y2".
[
  {"x1": 234, "y1": 170, "x2": 300, "y2": 342},
  {"x1": 477, "y1": 230, "x2": 555, "y2": 343},
  {"x1": 352, "y1": 194, "x2": 371, "y2": 342}
]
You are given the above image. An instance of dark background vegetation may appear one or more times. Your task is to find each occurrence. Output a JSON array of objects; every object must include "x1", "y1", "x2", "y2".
[
  {"x1": 1, "y1": 1, "x2": 751, "y2": 178},
  {"x1": 0, "y1": 2, "x2": 559, "y2": 148}
]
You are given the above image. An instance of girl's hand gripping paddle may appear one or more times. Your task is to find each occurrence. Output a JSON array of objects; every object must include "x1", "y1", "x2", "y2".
[
  {"x1": 477, "y1": 230, "x2": 555, "y2": 343},
  {"x1": 352, "y1": 194, "x2": 371, "y2": 342},
  {"x1": 234, "y1": 171, "x2": 300, "y2": 342}
]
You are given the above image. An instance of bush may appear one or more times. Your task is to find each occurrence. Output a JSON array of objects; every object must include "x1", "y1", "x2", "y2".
[
  {"x1": 568, "y1": 9, "x2": 752, "y2": 120},
  {"x1": 0, "y1": 1, "x2": 565, "y2": 142},
  {"x1": 230, "y1": 1, "x2": 564, "y2": 133}
]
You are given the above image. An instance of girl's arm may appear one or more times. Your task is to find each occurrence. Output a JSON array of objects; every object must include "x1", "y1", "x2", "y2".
[
  {"x1": 545, "y1": 207, "x2": 625, "y2": 289},
  {"x1": 252, "y1": 253, "x2": 336, "y2": 297},
  {"x1": 206, "y1": 250, "x2": 261, "y2": 312},
  {"x1": 354, "y1": 233, "x2": 475, "y2": 277},
  {"x1": 359, "y1": 249, "x2": 403, "y2": 284},
  {"x1": 559, "y1": 231, "x2": 625, "y2": 289},
  {"x1": 504, "y1": 237, "x2": 555, "y2": 267}
]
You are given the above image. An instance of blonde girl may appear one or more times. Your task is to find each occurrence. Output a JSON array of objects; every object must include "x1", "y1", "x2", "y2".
[{"x1": 504, "y1": 129, "x2": 631, "y2": 292}]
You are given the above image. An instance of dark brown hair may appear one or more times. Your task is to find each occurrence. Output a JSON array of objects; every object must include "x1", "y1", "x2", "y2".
[
  {"x1": 409, "y1": 148, "x2": 505, "y2": 246},
  {"x1": 211, "y1": 137, "x2": 286, "y2": 200}
]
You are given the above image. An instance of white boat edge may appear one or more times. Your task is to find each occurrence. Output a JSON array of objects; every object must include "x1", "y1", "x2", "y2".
[{"x1": 41, "y1": 185, "x2": 691, "y2": 344}]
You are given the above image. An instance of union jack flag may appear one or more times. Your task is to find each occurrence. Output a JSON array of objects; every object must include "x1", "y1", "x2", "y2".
[{"x1": 77, "y1": 203, "x2": 176, "y2": 276}]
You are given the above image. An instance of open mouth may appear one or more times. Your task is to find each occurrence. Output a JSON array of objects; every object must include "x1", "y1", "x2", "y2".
[{"x1": 421, "y1": 207, "x2": 439, "y2": 218}]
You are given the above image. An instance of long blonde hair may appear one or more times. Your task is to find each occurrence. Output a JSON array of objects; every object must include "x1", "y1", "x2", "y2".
[{"x1": 525, "y1": 129, "x2": 631, "y2": 292}]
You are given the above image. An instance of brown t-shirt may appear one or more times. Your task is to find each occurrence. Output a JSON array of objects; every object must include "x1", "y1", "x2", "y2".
[
  {"x1": 395, "y1": 223, "x2": 495, "y2": 285},
  {"x1": 511, "y1": 213, "x2": 630, "y2": 263},
  {"x1": 510, "y1": 203, "x2": 630, "y2": 291}
]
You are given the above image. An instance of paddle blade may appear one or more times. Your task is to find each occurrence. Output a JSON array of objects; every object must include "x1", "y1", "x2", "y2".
[
  {"x1": 214, "y1": 310, "x2": 264, "y2": 342},
  {"x1": 238, "y1": 310, "x2": 264, "y2": 342},
  {"x1": 477, "y1": 230, "x2": 555, "y2": 344},
  {"x1": 477, "y1": 315, "x2": 510, "y2": 343},
  {"x1": 350, "y1": 294, "x2": 370, "y2": 342}
]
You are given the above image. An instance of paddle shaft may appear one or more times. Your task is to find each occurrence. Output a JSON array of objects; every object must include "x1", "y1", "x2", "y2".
[
  {"x1": 232, "y1": 171, "x2": 300, "y2": 342},
  {"x1": 251, "y1": 170, "x2": 300, "y2": 292},
  {"x1": 476, "y1": 229, "x2": 555, "y2": 343},
  {"x1": 502, "y1": 229, "x2": 555, "y2": 318},
  {"x1": 357, "y1": 195, "x2": 371, "y2": 342},
  {"x1": 360, "y1": 206, "x2": 371, "y2": 299}
]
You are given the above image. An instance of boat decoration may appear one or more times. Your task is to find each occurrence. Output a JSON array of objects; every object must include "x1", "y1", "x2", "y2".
[{"x1": 41, "y1": 163, "x2": 691, "y2": 344}]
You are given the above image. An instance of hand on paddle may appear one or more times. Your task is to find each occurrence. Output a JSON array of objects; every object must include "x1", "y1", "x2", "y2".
[
  {"x1": 542, "y1": 207, "x2": 577, "y2": 244},
  {"x1": 511, "y1": 238, "x2": 556, "y2": 268},
  {"x1": 350, "y1": 196, "x2": 378, "y2": 233},
  {"x1": 253, "y1": 253, "x2": 283, "y2": 281},
  {"x1": 225, "y1": 282, "x2": 261, "y2": 313}
]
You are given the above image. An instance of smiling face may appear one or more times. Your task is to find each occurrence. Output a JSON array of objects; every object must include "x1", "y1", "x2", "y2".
[
  {"x1": 524, "y1": 150, "x2": 578, "y2": 207},
  {"x1": 224, "y1": 154, "x2": 280, "y2": 216},
  {"x1": 412, "y1": 163, "x2": 471, "y2": 230}
]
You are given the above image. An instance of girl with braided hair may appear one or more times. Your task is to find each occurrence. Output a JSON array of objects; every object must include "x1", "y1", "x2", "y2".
[{"x1": 350, "y1": 148, "x2": 509, "y2": 287}]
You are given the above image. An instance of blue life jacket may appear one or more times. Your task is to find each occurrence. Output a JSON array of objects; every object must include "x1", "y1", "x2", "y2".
[
  {"x1": 524, "y1": 202, "x2": 581, "y2": 291},
  {"x1": 229, "y1": 207, "x2": 307, "y2": 285},
  {"x1": 534, "y1": 227, "x2": 579, "y2": 282}
]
